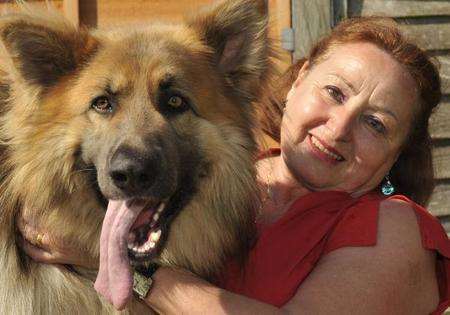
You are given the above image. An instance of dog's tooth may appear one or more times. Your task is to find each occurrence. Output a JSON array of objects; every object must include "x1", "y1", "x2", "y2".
[
  {"x1": 138, "y1": 247, "x2": 146, "y2": 253},
  {"x1": 157, "y1": 203, "x2": 165, "y2": 213},
  {"x1": 149, "y1": 241, "x2": 156, "y2": 248},
  {"x1": 153, "y1": 213, "x2": 159, "y2": 222},
  {"x1": 151, "y1": 230, "x2": 161, "y2": 242}
]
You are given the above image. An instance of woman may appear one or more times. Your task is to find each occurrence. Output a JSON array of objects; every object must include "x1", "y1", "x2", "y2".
[{"x1": 20, "y1": 17, "x2": 450, "y2": 314}]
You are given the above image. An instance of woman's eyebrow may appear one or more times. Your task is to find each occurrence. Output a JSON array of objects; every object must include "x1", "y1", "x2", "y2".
[
  {"x1": 369, "y1": 104, "x2": 399, "y2": 123},
  {"x1": 329, "y1": 74, "x2": 357, "y2": 94}
]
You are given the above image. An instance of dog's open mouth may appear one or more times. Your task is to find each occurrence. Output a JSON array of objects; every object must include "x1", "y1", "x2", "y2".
[{"x1": 127, "y1": 201, "x2": 167, "y2": 262}]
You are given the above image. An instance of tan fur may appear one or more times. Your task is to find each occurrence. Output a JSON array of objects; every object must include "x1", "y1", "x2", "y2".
[{"x1": 0, "y1": 0, "x2": 273, "y2": 314}]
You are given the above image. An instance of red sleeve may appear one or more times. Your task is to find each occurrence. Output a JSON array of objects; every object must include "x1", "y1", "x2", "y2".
[{"x1": 322, "y1": 197, "x2": 379, "y2": 255}]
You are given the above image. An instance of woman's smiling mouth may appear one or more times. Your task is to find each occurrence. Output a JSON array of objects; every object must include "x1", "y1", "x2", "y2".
[{"x1": 308, "y1": 135, "x2": 345, "y2": 162}]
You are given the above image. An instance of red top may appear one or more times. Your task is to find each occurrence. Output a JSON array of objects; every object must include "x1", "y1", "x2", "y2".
[{"x1": 220, "y1": 174, "x2": 450, "y2": 314}]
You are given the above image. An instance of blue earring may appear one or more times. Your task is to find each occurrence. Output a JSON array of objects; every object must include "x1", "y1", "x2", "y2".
[{"x1": 381, "y1": 175, "x2": 395, "y2": 196}]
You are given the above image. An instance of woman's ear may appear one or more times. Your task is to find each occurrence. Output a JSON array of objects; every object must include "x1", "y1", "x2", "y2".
[{"x1": 286, "y1": 60, "x2": 310, "y2": 101}]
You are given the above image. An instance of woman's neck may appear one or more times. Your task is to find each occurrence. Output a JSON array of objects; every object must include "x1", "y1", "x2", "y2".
[{"x1": 257, "y1": 155, "x2": 310, "y2": 224}]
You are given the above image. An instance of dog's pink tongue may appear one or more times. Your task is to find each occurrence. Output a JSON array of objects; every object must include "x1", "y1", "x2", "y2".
[{"x1": 94, "y1": 200, "x2": 143, "y2": 310}]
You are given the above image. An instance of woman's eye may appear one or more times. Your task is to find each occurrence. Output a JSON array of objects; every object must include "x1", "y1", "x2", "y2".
[
  {"x1": 91, "y1": 96, "x2": 113, "y2": 114},
  {"x1": 167, "y1": 95, "x2": 184, "y2": 108},
  {"x1": 366, "y1": 116, "x2": 386, "y2": 134},
  {"x1": 325, "y1": 85, "x2": 345, "y2": 103}
]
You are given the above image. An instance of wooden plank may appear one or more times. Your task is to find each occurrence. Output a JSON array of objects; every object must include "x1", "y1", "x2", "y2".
[
  {"x1": 349, "y1": 0, "x2": 450, "y2": 18},
  {"x1": 79, "y1": 0, "x2": 96, "y2": 27},
  {"x1": 433, "y1": 145, "x2": 450, "y2": 180},
  {"x1": 430, "y1": 101, "x2": 450, "y2": 139},
  {"x1": 438, "y1": 55, "x2": 450, "y2": 95},
  {"x1": 332, "y1": 0, "x2": 348, "y2": 27},
  {"x1": 95, "y1": 0, "x2": 214, "y2": 26},
  {"x1": 0, "y1": 1, "x2": 63, "y2": 13},
  {"x1": 292, "y1": 0, "x2": 332, "y2": 60},
  {"x1": 399, "y1": 24, "x2": 450, "y2": 51},
  {"x1": 63, "y1": 0, "x2": 78, "y2": 26},
  {"x1": 429, "y1": 182, "x2": 450, "y2": 217},
  {"x1": 268, "y1": 0, "x2": 292, "y2": 72}
]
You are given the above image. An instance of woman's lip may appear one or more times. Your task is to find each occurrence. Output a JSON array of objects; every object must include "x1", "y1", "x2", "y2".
[
  {"x1": 307, "y1": 134, "x2": 345, "y2": 164},
  {"x1": 309, "y1": 134, "x2": 345, "y2": 159}
]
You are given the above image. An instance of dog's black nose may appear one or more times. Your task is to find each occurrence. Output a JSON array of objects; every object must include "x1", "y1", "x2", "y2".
[{"x1": 109, "y1": 146, "x2": 158, "y2": 195}]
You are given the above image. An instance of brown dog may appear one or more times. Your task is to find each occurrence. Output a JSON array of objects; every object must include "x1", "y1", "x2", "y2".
[{"x1": 0, "y1": 0, "x2": 273, "y2": 313}]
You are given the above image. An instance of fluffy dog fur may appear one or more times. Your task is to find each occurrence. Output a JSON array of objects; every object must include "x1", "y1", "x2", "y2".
[{"x1": 0, "y1": 0, "x2": 273, "y2": 314}]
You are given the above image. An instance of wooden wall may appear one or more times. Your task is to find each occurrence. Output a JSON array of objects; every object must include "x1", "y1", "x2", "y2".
[{"x1": 77, "y1": 0, "x2": 292, "y2": 71}]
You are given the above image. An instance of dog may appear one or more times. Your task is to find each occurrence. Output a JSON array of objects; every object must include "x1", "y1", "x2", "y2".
[{"x1": 0, "y1": 0, "x2": 273, "y2": 313}]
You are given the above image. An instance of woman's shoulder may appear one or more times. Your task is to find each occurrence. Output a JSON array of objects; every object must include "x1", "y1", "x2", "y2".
[
  {"x1": 326, "y1": 193, "x2": 449, "y2": 256},
  {"x1": 378, "y1": 197, "x2": 426, "y2": 246},
  {"x1": 381, "y1": 195, "x2": 450, "y2": 257},
  {"x1": 316, "y1": 195, "x2": 442, "y2": 313},
  {"x1": 376, "y1": 198, "x2": 437, "y2": 264}
]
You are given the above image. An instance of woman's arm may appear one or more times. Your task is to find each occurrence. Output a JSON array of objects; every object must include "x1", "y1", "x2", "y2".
[
  {"x1": 19, "y1": 200, "x2": 439, "y2": 314},
  {"x1": 146, "y1": 200, "x2": 439, "y2": 314},
  {"x1": 146, "y1": 267, "x2": 286, "y2": 315}
]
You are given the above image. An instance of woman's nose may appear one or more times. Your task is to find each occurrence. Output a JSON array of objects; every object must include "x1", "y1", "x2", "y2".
[{"x1": 328, "y1": 107, "x2": 357, "y2": 142}]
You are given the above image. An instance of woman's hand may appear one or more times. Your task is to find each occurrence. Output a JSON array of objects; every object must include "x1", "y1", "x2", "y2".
[{"x1": 17, "y1": 216, "x2": 98, "y2": 269}]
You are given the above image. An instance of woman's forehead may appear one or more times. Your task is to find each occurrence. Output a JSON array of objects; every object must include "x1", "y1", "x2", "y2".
[
  {"x1": 318, "y1": 43, "x2": 404, "y2": 77},
  {"x1": 315, "y1": 43, "x2": 418, "y2": 102}
]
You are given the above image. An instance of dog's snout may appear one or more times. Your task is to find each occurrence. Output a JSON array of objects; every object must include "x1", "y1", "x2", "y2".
[{"x1": 109, "y1": 147, "x2": 159, "y2": 195}]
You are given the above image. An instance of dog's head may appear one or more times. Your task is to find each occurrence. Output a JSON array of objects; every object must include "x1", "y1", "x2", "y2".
[{"x1": 0, "y1": 0, "x2": 272, "y2": 270}]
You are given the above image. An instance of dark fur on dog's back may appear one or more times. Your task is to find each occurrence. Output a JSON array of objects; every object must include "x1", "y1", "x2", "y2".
[{"x1": 0, "y1": 1, "x2": 274, "y2": 313}]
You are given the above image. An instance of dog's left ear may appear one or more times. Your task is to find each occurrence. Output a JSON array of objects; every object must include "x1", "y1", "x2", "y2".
[{"x1": 188, "y1": 0, "x2": 272, "y2": 102}]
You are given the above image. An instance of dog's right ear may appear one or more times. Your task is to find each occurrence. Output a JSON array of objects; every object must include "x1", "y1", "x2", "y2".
[
  {"x1": 0, "y1": 17, "x2": 97, "y2": 88},
  {"x1": 188, "y1": 0, "x2": 272, "y2": 102}
]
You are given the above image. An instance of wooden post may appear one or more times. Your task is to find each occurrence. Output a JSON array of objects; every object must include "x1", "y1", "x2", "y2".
[
  {"x1": 63, "y1": 0, "x2": 79, "y2": 26},
  {"x1": 291, "y1": 0, "x2": 332, "y2": 61},
  {"x1": 268, "y1": 0, "x2": 293, "y2": 71}
]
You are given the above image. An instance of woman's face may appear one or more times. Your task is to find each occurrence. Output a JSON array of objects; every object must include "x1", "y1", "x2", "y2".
[{"x1": 280, "y1": 42, "x2": 419, "y2": 196}]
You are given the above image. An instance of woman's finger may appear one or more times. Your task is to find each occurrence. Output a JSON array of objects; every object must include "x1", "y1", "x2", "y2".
[
  {"x1": 16, "y1": 218, "x2": 53, "y2": 252},
  {"x1": 20, "y1": 238, "x2": 65, "y2": 264},
  {"x1": 20, "y1": 225, "x2": 52, "y2": 253}
]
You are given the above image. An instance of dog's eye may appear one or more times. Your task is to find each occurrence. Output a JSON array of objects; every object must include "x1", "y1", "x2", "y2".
[
  {"x1": 167, "y1": 96, "x2": 184, "y2": 108},
  {"x1": 91, "y1": 96, "x2": 113, "y2": 114},
  {"x1": 157, "y1": 91, "x2": 193, "y2": 116}
]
